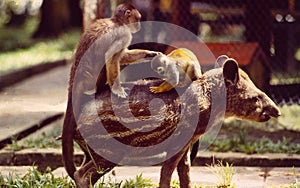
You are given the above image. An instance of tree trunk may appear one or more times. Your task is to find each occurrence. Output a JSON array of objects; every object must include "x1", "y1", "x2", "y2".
[
  {"x1": 83, "y1": 0, "x2": 107, "y2": 32},
  {"x1": 68, "y1": 0, "x2": 82, "y2": 27},
  {"x1": 33, "y1": 0, "x2": 70, "y2": 38}
]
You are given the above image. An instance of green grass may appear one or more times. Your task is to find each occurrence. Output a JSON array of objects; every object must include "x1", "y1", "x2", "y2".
[
  {"x1": 208, "y1": 135, "x2": 300, "y2": 154},
  {"x1": 206, "y1": 161, "x2": 236, "y2": 188},
  {"x1": 0, "y1": 16, "x2": 39, "y2": 52},
  {"x1": 200, "y1": 103, "x2": 300, "y2": 154},
  {"x1": 0, "y1": 168, "x2": 153, "y2": 188},
  {"x1": 277, "y1": 104, "x2": 300, "y2": 131},
  {"x1": 0, "y1": 29, "x2": 80, "y2": 73},
  {"x1": 0, "y1": 166, "x2": 298, "y2": 188},
  {"x1": 0, "y1": 166, "x2": 74, "y2": 188},
  {"x1": 8, "y1": 125, "x2": 62, "y2": 151},
  {"x1": 0, "y1": 15, "x2": 80, "y2": 73},
  {"x1": 223, "y1": 104, "x2": 300, "y2": 132}
]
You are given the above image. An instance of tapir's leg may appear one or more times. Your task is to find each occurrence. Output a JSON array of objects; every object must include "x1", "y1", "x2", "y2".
[
  {"x1": 177, "y1": 149, "x2": 192, "y2": 188},
  {"x1": 74, "y1": 157, "x2": 116, "y2": 188},
  {"x1": 159, "y1": 148, "x2": 188, "y2": 188}
]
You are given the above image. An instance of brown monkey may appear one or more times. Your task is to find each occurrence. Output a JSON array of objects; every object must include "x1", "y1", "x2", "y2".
[
  {"x1": 62, "y1": 3, "x2": 159, "y2": 180},
  {"x1": 150, "y1": 48, "x2": 202, "y2": 93}
]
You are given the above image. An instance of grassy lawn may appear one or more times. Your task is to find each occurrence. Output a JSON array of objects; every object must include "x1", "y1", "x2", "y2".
[
  {"x1": 0, "y1": 166, "x2": 298, "y2": 188},
  {"x1": 0, "y1": 18, "x2": 80, "y2": 74},
  {"x1": 0, "y1": 29, "x2": 80, "y2": 74}
]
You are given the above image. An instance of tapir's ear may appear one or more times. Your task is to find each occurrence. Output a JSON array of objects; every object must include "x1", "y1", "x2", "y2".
[
  {"x1": 223, "y1": 58, "x2": 239, "y2": 86},
  {"x1": 214, "y1": 55, "x2": 229, "y2": 68}
]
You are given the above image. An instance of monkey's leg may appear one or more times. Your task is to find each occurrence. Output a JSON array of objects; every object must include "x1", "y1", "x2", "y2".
[
  {"x1": 177, "y1": 149, "x2": 192, "y2": 188},
  {"x1": 106, "y1": 51, "x2": 127, "y2": 98},
  {"x1": 149, "y1": 81, "x2": 175, "y2": 93},
  {"x1": 106, "y1": 53, "x2": 121, "y2": 87},
  {"x1": 120, "y1": 49, "x2": 159, "y2": 65}
]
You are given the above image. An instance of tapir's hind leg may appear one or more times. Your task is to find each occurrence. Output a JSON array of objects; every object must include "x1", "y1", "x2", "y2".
[
  {"x1": 177, "y1": 149, "x2": 192, "y2": 188},
  {"x1": 74, "y1": 157, "x2": 116, "y2": 188}
]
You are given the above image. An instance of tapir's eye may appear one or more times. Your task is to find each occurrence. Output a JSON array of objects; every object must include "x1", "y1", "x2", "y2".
[{"x1": 157, "y1": 67, "x2": 165, "y2": 75}]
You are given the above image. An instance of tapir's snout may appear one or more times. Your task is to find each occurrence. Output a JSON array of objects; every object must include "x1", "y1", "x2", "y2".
[
  {"x1": 268, "y1": 106, "x2": 281, "y2": 117},
  {"x1": 259, "y1": 96, "x2": 281, "y2": 122}
]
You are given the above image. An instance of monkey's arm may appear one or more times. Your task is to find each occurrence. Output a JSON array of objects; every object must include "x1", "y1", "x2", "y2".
[
  {"x1": 120, "y1": 49, "x2": 159, "y2": 65},
  {"x1": 150, "y1": 65, "x2": 179, "y2": 93}
]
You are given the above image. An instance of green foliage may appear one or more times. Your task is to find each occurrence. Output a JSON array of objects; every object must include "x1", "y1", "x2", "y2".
[
  {"x1": 0, "y1": 27, "x2": 80, "y2": 73},
  {"x1": 0, "y1": 166, "x2": 298, "y2": 187},
  {"x1": 0, "y1": 169, "x2": 155, "y2": 188},
  {"x1": 7, "y1": 126, "x2": 62, "y2": 151},
  {"x1": 277, "y1": 104, "x2": 300, "y2": 131},
  {"x1": 206, "y1": 103, "x2": 300, "y2": 154},
  {"x1": 0, "y1": 16, "x2": 39, "y2": 51},
  {"x1": 0, "y1": 166, "x2": 75, "y2": 188},
  {"x1": 93, "y1": 173, "x2": 154, "y2": 188},
  {"x1": 206, "y1": 161, "x2": 236, "y2": 188},
  {"x1": 121, "y1": 174, "x2": 153, "y2": 188},
  {"x1": 209, "y1": 134, "x2": 300, "y2": 154}
]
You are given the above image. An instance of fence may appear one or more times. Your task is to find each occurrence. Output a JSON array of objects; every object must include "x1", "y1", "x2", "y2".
[
  {"x1": 127, "y1": 0, "x2": 300, "y2": 105},
  {"x1": 84, "y1": 0, "x2": 300, "y2": 103}
]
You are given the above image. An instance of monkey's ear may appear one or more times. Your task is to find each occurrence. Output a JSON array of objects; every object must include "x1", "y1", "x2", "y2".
[
  {"x1": 156, "y1": 52, "x2": 164, "y2": 57},
  {"x1": 223, "y1": 58, "x2": 239, "y2": 86},
  {"x1": 214, "y1": 55, "x2": 229, "y2": 68}
]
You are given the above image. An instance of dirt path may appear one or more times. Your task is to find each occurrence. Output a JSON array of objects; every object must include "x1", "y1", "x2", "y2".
[{"x1": 0, "y1": 65, "x2": 70, "y2": 143}]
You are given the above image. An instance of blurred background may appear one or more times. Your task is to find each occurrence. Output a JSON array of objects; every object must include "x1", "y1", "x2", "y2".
[{"x1": 0, "y1": 0, "x2": 299, "y2": 154}]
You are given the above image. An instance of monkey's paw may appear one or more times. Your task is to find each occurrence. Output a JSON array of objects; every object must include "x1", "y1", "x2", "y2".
[
  {"x1": 145, "y1": 51, "x2": 163, "y2": 58},
  {"x1": 111, "y1": 85, "x2": 128, "y2": 98},
  {"x1": 149, "y1": 86, "x2": 163, "y2": 93}
]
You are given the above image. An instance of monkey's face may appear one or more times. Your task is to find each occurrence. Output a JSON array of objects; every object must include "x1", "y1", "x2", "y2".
[
  {"x1": 126, "y1": 9, "x2": 141, "y2": 33},
  {"x1": 151, "y1": 55, "x2": 168, "y2": 77}
]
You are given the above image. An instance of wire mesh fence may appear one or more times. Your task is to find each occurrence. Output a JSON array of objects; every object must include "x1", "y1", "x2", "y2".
[{"x1": 127, "y1": 0, "x2": 300, "y2": 105}]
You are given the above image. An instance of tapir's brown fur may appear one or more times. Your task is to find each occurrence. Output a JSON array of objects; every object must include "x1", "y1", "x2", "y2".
[{"x1": 65, "y1": 59, "x2": 280, "y2": 188}]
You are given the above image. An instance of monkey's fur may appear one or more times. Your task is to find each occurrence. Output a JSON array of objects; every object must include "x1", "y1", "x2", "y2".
[
  {"x1": 71, "y1": 57, "x2": 281, "y2": 187},
  {"x1": 62, "y1": 3, "x2": 159, "y2": 180},
  {"x1": 150, "y1": 48, "x2": 202, "y2": 93}
]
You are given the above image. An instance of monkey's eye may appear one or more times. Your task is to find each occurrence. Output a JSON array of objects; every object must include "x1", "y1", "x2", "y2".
[{"x1": 157, "y1": 67, "x2": 165, "y2": 75}]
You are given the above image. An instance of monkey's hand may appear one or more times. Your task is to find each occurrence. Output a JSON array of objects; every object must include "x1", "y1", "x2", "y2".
[
  {"x1": 111, "y1": 84, "x2": 128, "y2": 98},
  {"x1": 149, "y1": 82, "x2": 174, "y2": 93},
  {"x1": 145, "y1": 51, "x2": 163, "y2": 58},
  {"x1": 149, "y1": 86, "x2": 163, "y2": 93}
]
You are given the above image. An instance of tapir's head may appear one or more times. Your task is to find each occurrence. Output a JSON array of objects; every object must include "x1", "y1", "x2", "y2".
[{"x1": 216, "y1": 56, "x2": 281, "y2": 122}]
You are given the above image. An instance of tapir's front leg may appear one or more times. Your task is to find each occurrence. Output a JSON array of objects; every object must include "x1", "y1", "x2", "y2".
[
  {"x1": 159, "y1": 148, "x2": 187, "y2": 188},
  {"x1": 177, "y1": 149, "x2": 192, "y2": 188}
]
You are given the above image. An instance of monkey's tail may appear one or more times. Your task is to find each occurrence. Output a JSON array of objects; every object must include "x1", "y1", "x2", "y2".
[{"x1": 62, "y1": 101, "x2": 76, "y2": 180}]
